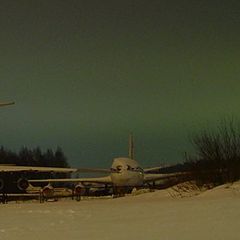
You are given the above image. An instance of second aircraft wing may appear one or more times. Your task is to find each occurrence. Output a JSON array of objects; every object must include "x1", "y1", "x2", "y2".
[
  {"x1": 0, "y1": 165, "x2": 78, "y2": 173},
  {"x1": 143, "y1": 172, "x2": 185, "y2": 183},
  {"x1": 28, "y1": 175, "x2": 112, "y2": 184}
]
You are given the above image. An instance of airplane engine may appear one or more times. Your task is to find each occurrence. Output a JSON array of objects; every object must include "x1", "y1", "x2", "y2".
[
  {"x1": 17, "y1": 178, "x2": 29, "y2": 191},
  {"x1": 42, "y1": 185, "x2": 54, "y2": 198},
  {"x1": 74, "y1": 184, "x2": 86, "y2": 196},
  {"x1": 0, "y1": 179, "x2": 4, "y2": 191}
]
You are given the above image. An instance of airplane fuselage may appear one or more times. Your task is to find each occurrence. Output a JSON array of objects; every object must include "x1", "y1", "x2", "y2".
[{"x1": 110, "y1": 158, "x2": 144, "y2": 187}]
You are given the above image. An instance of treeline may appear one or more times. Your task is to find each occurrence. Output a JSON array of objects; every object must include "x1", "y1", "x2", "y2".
[
  {"x1": 0, "y1": 146, "x2": 69, "y2": 168},
  {"x1": 0, "y1": 146, "x2": 70, "y2": 187},
  {"x1": 185, "y1": 119, "x2": 240, "y2": 187}
]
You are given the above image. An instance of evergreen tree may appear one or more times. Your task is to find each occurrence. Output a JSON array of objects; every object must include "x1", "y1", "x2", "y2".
[
  {"x1": 54, "y1": 146, "x2": 69, "y2": 168},
  {"x1": 18, "y1": 147, "x2": 34, "y2": 165}
]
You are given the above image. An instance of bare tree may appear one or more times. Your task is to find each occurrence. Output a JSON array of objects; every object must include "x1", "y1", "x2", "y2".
[{"x1": 186, "y1": 118, "x2": 240, "y2": 186}]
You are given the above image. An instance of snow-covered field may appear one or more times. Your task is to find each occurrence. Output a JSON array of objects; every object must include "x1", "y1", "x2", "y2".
[{"x1": 1, "y1": 182, "x2": 240, "y2": 240}]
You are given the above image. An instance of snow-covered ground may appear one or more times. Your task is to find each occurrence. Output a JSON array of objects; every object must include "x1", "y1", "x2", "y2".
[{"x1": 1, "y1": 182, "x2": 240, "y2": 240}]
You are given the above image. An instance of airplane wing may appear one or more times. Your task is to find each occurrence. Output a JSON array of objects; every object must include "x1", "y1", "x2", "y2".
[
  {"x1": 0, "y1": 165, "x2": 78, "y2": 173},
  {"x1": 28, "y1": 175, "x2": 112, "y2": 184},
  {"x1": 0, "y1": 165, "x2": 111, "y2": 173},
  {"x1": 143, "y1": 167, "x2": 164, "y2": 173},
  {"x1": 143, "y1": 172, "x2": 185, "y2": 183},
  {"x1": 76, "y1": 168, "x2": 111, "y2": 173},
  {"x1": 0, "y1": 101, "x2": 15, "y2": 107}
]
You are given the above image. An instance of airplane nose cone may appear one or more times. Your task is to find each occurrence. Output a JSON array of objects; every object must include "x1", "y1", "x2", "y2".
[{"x1": 111, "y1": 171, "x2": 144, "y2": 187}]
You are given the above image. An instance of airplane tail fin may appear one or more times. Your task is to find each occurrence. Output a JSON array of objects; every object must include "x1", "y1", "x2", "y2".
[{"x1": 128, "y1": 134, "x2": 135, "y2": 159}]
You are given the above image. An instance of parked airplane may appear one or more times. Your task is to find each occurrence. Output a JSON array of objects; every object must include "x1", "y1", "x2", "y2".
[
  {"x1": 0, "y1": 101, "x2": 79, "y2": 192},
  {"x1": 0, "y1": 165, "x2": 78, "y2": 192},
  {"x1": 28, "y1": 135, "x2": 181, "y2": 197},
  {"x1": 0, "y1": 102, "x2": 180, "y2": 199}
]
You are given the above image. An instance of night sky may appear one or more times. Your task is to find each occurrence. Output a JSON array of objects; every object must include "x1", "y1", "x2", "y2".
[{"x1": 0, "y1": 0, "x2": 240, "y2": 168}]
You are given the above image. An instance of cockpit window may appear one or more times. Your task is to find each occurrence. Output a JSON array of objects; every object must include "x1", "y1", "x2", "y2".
[
  {"x1": 116, "y1": 165, "x2": 123, "y2": 172},
  {"x1": 127, "y1": 165, "x2": 132, "y2": 170},
  {"x1": 131, "y1": 167, "x2": 143, "y2": 172}
]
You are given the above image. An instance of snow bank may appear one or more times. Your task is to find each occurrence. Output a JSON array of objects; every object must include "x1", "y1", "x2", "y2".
[{"x1": 0, "y1": 183, "x2": 240, "y2": 240}]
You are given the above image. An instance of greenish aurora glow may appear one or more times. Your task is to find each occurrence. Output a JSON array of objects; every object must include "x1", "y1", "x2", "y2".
[{"x1": 0, "y1": 1, "x2": 239, "y2": 167}]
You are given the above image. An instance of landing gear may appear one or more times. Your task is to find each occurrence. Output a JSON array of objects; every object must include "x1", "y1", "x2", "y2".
[
  {"x1": 76, "y1": 193, "x2": 81, "y2": 202},
  {"x1": 146, "y1": 181, "x2": 156, "y2": 190},
  {"x1": 112, "y1": 187, "x2": 126, "y2": 198},
  {"x1": 0, "y1": 191, "x2": 8, "y2": 204},
  {"x1": 39, "y1": 190, "x2": 44, "y2": 203},
  {"x1": 74, "y1": 184, "x2": 86, "y2": 201},
  {"x1": 39, "y1": 184, "x2": 55, "y2": 203},
  {"x1": 0, "y1": 179, "x2": 7, "y2": 204}
]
